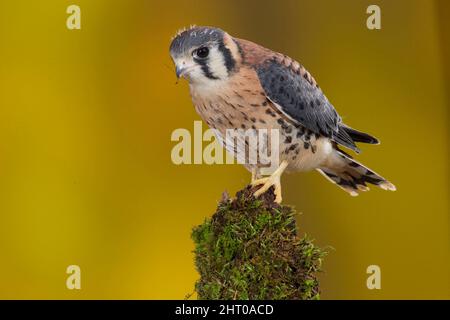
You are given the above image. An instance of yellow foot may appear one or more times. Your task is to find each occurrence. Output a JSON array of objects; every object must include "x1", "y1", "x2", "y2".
[
  {"x1": 251, "y1": 176, "x2": 282, "y2": 203},
  {"x1": 250, "y1": 161, "x2": 289, "y2": 203}
]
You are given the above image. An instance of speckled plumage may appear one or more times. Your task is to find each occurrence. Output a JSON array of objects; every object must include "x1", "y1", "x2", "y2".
[
  {"x1": 170, "y1": 26, "x2": 395, "y2": 197},
  {"x1": 189, "y1": 62, "x2": 328, "y2": 174}
]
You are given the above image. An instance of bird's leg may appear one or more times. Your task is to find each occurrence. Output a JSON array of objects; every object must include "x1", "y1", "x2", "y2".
[
  {"x1": 251, "y1": 161, "x2": 289, "y2": 203},
  {"x1": 251, "y1": 167, "x2": 262, "y2": 183}
]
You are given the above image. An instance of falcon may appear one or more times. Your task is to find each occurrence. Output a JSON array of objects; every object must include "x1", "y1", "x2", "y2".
[{"x1": 169, "y1": 26, "x2": 395, "y2": 202}]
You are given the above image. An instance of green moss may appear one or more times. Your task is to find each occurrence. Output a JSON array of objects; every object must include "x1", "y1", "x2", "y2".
[{"x1": 192, "y1": 186, "x2": 326, "y2": 300}]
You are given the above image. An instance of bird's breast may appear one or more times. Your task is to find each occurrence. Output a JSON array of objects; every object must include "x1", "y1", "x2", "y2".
[{"x1": 189, "y1": 67, "x2": 269, "y2": 132}]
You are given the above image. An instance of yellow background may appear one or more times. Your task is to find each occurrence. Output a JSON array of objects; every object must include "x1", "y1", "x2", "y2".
[{"x1": 0, "y1": 0, "x2": 449, "y2": 299}]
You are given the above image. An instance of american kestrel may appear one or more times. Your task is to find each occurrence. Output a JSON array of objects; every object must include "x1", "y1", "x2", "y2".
[{"x1": 170, "y1": 26, "x2": 395, "y2": 202}]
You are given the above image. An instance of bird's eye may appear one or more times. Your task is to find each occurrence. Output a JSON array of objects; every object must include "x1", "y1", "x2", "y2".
[{"x1": 194, "y1": 47, "x2": 209, "y2": 59}]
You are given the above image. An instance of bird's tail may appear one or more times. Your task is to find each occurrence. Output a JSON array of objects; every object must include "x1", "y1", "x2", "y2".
[
  {"x1": 317, "y1": 149, "x2": 396, "y2": 196},
  {"x1": 339, "y1": 124, "x2": 380, "y2": 145}
]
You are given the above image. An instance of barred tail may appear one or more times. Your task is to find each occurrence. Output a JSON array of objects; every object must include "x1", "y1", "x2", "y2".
[{"x1": 318, "y1": 150, "x2": 396, "y2": 196}]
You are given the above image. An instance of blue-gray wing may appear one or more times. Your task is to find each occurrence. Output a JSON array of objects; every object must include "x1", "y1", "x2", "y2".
[{"x1": 256, "y1": 58, "x2": 359, "y2": 152}]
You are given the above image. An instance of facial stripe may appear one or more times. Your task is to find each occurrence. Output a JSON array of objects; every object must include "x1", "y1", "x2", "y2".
[
  {"x1": 195, "y1": 58, "x2": 219, "y2": 80},
  {"x1": 233, "y1": 39, "x2": 245, "y2": 60},
  {"x1": 218, "y1": 41, "x2": 235, "y2": 73},
  {"x1": 194, "y1": 44, "x2": 232, "y2": 80}
]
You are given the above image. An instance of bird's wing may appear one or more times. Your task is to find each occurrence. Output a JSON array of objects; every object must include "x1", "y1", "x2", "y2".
[{"x1": 255, "y1": 56, "x2": 359, "y2": 152}]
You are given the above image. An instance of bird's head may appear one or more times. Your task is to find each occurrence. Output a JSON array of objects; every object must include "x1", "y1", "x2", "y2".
[{"x1": 169, "y1": 26, "x2": 241, "y2": 86}]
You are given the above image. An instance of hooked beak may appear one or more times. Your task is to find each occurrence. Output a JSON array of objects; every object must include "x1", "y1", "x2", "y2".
[
  {"x1": 175, "y1": 62, "x2": 195, "y2": 79},
  {"x1": 176, "y1": 65, "x2": 184, "y2": 79}
]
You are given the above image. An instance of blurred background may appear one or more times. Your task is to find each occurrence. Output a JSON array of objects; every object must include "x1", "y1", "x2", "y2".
[{"x1": 0, "y1": 0, "x2": 449, "y2": 299}]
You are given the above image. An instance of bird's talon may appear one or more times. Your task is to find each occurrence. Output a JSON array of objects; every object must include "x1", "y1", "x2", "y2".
[
  {"x1": 250, "y1": 177, "x2": 270, "y2": 188},
  {"x1": 251, "y1": 177, "x2": 282, "y2": 203}
]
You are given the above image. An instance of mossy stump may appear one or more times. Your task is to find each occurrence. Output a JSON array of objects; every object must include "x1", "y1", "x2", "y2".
[{"x1": 192, "y1": 186, "x2": 325, "y2": 300}]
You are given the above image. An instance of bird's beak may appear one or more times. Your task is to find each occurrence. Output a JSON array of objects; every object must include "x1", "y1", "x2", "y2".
[
  {"x1": 175, "y1": 61, "x2": 196, "y2": 79},
  {"x1": 175, "y1": 65, "x2": 185, "y2": 79}
]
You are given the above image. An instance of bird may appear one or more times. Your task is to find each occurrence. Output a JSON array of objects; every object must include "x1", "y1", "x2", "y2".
[{"x1": 169, "y1": 26, "x2": 395, "y2": 203}]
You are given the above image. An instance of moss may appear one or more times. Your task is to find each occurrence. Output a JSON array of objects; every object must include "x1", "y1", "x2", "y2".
[{"x1": 192, "y1": 186, "x2": 326, "y2": 300}]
